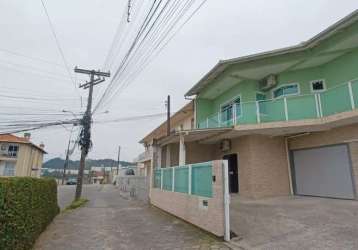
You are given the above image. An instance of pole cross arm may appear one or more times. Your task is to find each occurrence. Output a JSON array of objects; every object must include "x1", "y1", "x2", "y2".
[{"x1": 74, "y1": 67, "x2": 110, "y2": 77}]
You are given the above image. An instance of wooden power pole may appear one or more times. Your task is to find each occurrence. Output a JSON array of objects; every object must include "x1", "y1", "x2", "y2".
[
  {"x1": 166, "y1": 95, "x2": 171, "y2": 136},
  {"x1": 74, "y1": 67, "x2": 110, "y2": 201},
  {"x1": 117, "y1": 145, "x2": 121, "y2": 175}
]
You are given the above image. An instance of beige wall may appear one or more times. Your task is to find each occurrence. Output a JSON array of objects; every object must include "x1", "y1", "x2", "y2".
[
  {"x1": 186, "y1": 141, "x2": 216, "y2": 164},
  {"x1": 289, "y1": 124, "x2": 358, "y2": 196},
  {"x1": 160, "y1": 135, "x2": 291, "y2": 199},
  {"x1": 150, "y1": 160, "x2": 226, "y2": 237},
  {"x1": 213, "y1": 135, "x2": 290, "y2": 199},
  {"x1": 15, "y1": 144, "x2": 44, "y2": 177}
]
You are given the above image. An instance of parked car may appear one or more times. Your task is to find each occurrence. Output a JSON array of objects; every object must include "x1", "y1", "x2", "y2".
[{"x1": 66, "y1": 178, "x2": 77, "y2": 185}]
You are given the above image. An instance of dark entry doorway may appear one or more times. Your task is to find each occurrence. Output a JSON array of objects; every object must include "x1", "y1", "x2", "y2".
[{"x1": 223, "y1": 154, "x2": 238, "y2": 193}]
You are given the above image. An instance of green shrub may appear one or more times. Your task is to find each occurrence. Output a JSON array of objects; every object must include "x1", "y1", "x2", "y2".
[{"x1": 0, "y1": 177, "x2": 60, "y2": 250}]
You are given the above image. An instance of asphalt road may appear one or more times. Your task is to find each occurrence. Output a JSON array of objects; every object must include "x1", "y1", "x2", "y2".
[{"x1": 34, "y1": 185, "x2": 229, "y2": 250}]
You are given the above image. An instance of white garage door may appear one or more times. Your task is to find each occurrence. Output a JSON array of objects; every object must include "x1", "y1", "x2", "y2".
[{"x1": 292, "y1": 144, "x2": 355, "y2": 199}]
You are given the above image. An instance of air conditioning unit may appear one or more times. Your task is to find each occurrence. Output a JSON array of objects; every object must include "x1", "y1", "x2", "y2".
[
  {"x1": 220, "y1": 139, "x2": 231, "y2": 152},
  {"x1": 259, "y1": 74, "x2": 278, "y2": 91}
]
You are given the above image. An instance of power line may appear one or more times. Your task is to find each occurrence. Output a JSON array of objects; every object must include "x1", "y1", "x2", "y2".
[
  {"x1": 40, "y1": 0, "x2": 80, "y2": 99},
  {"x1": 0, "y1": 47, "x2": 65, "y2": 68},
  {"x1": 94, "y1": 0, "x2": 207, "y2": 112}
]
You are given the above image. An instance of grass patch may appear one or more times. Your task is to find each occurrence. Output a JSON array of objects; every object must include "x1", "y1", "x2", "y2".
[{"x1": 63, "y1": 198, "x2": 89, "y2": 212}]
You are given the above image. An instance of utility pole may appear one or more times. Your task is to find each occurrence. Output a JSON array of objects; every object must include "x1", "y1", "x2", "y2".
[
  {"x1": 74, "y1": 67, "x2": 110, "y2": 201},
  {"x1": 62, "y1": 125, "x2": 76, "y2": 185},
  {"x1": 117, "y1": 146, "x2": 121, "y2": 175},
  {"x1": 62, "y1": 139, "x2": 71, "y2": 185},
  {"x1": 166, "y1": 95, "x2": 171, "y2": 136}
]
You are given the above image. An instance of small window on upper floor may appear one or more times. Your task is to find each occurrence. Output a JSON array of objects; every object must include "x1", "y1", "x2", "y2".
[
  {"x1": 273, "y1": 84, "x2": 299, "y2": 98},
  {"x1": 8, "y1": 145, "x2": 18, "y2": 157},
  {"x1": 310, "y1": 80, "x2": 326, "y2": 93},
  {"x1": 0, "y1": 144, "x2": 7, "y2": 151},
  {"x1": 180, "y1": 124, "x2": 184, "y2": 131}
]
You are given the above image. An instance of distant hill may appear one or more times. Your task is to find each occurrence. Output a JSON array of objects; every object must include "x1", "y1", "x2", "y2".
[{"x1": 43, "y1": 157, "x2": 135, "y2": 170}]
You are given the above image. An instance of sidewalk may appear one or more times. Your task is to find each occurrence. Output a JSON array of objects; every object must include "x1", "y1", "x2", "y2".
[{"x1": 34, "y1": 185, "x2": 230, "y2": 250}]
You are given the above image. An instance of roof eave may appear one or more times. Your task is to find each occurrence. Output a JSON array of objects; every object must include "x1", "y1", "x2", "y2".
[{"x1": 185, "y1": 9, "x2": 358, "y2": 97}]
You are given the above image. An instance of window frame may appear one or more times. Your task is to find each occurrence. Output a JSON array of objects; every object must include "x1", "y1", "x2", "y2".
[
  {"x1": 219, "y1": 94, "x2": 242, "y2": 121},
  {"x1": 4, "y1": 161, "x2": 15, "y2": 176},
  {"x1": 272, "y1": 83, "x2": 300, "y2": 99},
  {"x1": 310, "y1": 79, "x2": 326, "y2": 93},
  {"x1": 7, "y1": 144, "x2": 19, "y2": 157}
]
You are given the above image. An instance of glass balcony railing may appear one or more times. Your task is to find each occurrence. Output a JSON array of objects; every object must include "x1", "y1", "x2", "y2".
[{"x1": 197, "y1": 79, "x2": 358, "y2": 129}]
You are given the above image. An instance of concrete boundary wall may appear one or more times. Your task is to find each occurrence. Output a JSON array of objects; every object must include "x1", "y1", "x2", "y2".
[{"x1": 150, "y1": 160, "x2": 229, "y2": 238}]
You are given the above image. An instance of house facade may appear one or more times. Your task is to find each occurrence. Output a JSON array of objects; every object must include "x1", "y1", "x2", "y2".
[
  {"x1": 152, "y1": 10, "x2": 358, "y2": 200},
  {"x1": 0, "y1": 133, "x2": 46, "y2": 177},
  {"x1": 139, "y1": 101, "x2": 195, "y2": 189}
]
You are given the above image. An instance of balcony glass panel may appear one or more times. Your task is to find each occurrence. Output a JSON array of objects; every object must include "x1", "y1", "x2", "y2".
[
  {"x1": 321, "y1": 84, "x2": 352, "y2": 116},
  {"x1": 351, "y1": 80, "x2": 358, "y2": 108},
  {"x1": 259, "y1": 98, "x2": 285, "y2": 122},
  {"x1": 207, "y1": 114, "x2": 220, "y2": 128},
  {"x1": 236, "y1": 102, "x2": 258, "y2": 125},
  {"x1": 287, "y1": 94, "x2": 318, "y2": 120}
]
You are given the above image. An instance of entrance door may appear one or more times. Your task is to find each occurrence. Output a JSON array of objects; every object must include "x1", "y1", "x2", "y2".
[
  {"x1": 291, "y1": 144, "x2": 355, "y2": 199},
  {"x1": 223, "y1": 154, "x2": 238, "y2": 193}
]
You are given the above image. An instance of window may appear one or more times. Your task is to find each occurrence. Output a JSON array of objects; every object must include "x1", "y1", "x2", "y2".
[
  {"x1": 220, "y1": 96, "x2": 241, "y2": 122},
  {"x1": 0, "y1": 144, "x2": 7, "y2": 151},
  {"x1": 310, "y1": 80, "x2": 326, "y2": 92},
  {"x1": 179, "y1": 124, "x2": 184, "y2": 131},
  {"x1": 256, "y1": 93, "x2": 266, "y2": 101},
  {"x1": 8, "y1": 145, "x2": 18, "y2": 157},
  {"x1": 273, "y1": 84, "x2": 299, "y2": 98},
  {"x1": 4, "y1": 162, "x2": 15, "y2": 176}
]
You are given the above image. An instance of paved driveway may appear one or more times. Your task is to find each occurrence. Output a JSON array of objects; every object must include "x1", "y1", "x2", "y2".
[
  {"x1": 34, "y1": 185, "x2": 229, "y2": 250},
  {"x1": 230, "y1": 195, "x2": 358, "y2": 249}
]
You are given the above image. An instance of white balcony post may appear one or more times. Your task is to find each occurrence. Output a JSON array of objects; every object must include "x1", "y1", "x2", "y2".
[
  {"x1": 160, "y1": 168, "x2": 163, "y2": 190},
  {"x1": 256, "y1": 101, "x2": 261, "y2": 123},
  {"x1": 188, "y1": 165, "x2": 192, "y2": 195},
  {"x1": 179, "y1": 134, "x2": 186, "y2": 166},
  {"x1": 318, "y1": 94, "x2": 323, "y2": 117},
  {"x1": 284, "y1": 97, "x2": 288, "y2": 121},
  {"x1": 315, "y1": 94, "x2": 320, "y2": 118},
  {"x1": 348, "y1": 81, "x2": 355, "y2": 110},
  {"x1": 172, "y1": 167, "x2": 175, "y2": 192},
  {"x1": 233, "y1": 103, "x2": 237, "y2": 125},
  {"x1": 206, "y1": 117, "x2": 209, "y2": 128},
  {"x1": 218, "y1": 112, "x2": 221, "y2": 127}
]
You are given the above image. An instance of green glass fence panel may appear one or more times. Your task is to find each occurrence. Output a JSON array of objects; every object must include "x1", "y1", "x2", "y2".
[
  {"x1": 208, "y1": 114, "x2": 219, "y2": 128},
  {"x1": 174, "y1": 167, "x2": 189, "y2": 193},
  {"x1": 197, "y1": 120, "x2": 207, "y2": 129},
  {"x1": 219, "y1": 110, "x2": 234, "y2": 127},
  {"x1": 351, "y1": 80, "x2": 358, "y2": 108},
  {"x1": 191, "y1": 163, "x2": 213, "y2": 198},
  {"x1": 162, "y1": 168, "x2": 173, "y2": 191},
  {"x1": 321, "y1": 84, "x2": 352, "y2": 116},
  {"x1": 237, "y1": 102, "x2": 258, "y2": 125},
  {"x1": 287, "y1": 95, "x2": 318, "y2": 120},
  {"x1": 153, "y1": 169, "x2": 161, "y2": 188},
  {"x1": 259, "y1": 98, "x2": 285, "y2": 122}
]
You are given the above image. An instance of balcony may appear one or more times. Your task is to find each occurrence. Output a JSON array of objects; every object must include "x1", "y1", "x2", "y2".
[
  {"x1": 198, "y1": 79, "x2": 358, "y2": 129},
  {"x1": 134, "y1": 148, "x2": 152, "y2": 163}
]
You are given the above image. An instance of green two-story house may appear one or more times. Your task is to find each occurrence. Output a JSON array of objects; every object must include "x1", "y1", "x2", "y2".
[{"x1": 166, "y1": 10, "x2": 358, "y2": 200}]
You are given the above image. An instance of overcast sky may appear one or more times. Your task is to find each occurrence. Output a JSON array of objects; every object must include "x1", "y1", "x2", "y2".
[{"x1": 0, "y1": 1, "x2": 357, "y2": 162}]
